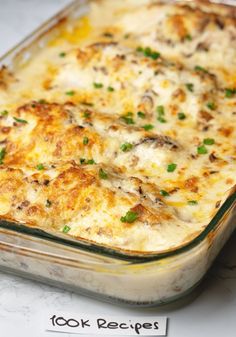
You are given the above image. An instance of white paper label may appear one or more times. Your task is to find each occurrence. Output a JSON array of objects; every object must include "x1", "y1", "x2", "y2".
[{"x1": 44, "y1": 312, "x2": 167, "y2": 336}]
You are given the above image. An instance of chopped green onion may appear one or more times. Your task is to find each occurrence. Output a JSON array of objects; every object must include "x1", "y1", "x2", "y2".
[
  {"x1": 120, "y1": 210, "x2": 138, "y2": 223},
  {"x1": 0, "y1": 148, "x2": 6, "y2": 165},
  {"x1": 178, "y1": 112, "x2": 186, "y2": 120},
  {"x1": 160, "y1": 190, "x2": 170, "y2": 197},
  {"x1": 107, "y1": 86, "x2": 114, "y2": 92},
  {"x1": 120, "y1": 142, "x2": 133, "y2": 152},
  {"x1": 167, "y1": 163, "x2": 177, "y2": 172},
  {"x1": 65, "y1": 90, "x2": 75, "y2": 96},
  {"x1": 194, "y1": 65, "x2": 208, "y2": 73},
  {"x1": 185, "y1": 83, "x2": 194, "y2": 92},
  {"x1": 99, "y1": 168, "x2": 108, "y2": 179},
  {"x1": 0, "y1": 110, "x2": 8, "y2": 116},
  {"x1": 185, "y1": 34, "x2": 192, "y2": 41},
  {"x1": 197, "y1": 145, "x2": 208, "y2": 154},
  {"x1": 137, "y1": 111, "x2": 145, "y2": 119},
  {"x1": 80, "y1": 158, "x2": 96, "y2": 165},
  {"x1": 59, "y1": 52, "x2": 66, "y2": 58},
  {"x1": 83, "y1": 137, "x2": 89, "y2": 145},
  {"x1": 121, "y1": 115, "x2": 135, "y2": 125},
  {"x1": 157, "y1": 116, "x2": 167, "y2": 123},
  {"x1": 83, "y1": 111, "x2": 91, "y2": 118},
  {"x1": 157, "y1": 105, "x2": 165, "y2": 116},
  {"x1": 38, "y1": 99, "x2": 47, "y2": 104},
  {"x1": 136, "y1": 46, "x2": 143, "y2": 52},
  {"x1": 225, "y1": 88, "x2": 236, "y2": 98},
  {"x1": 188, "y1": 200, "x2": 198, "y2": 205},
  {"x1": 148, "y1": 51, "x2": 160, "y2": 60},
  {"x1": 142, "y1": 124, "x2": 154, "y2": 131},
  {"x1": 203, "y1": 138, "x2": 215, "y2": 145},
  {"x1": 206, "y1": 102, "x2": 216, "y2": 110},
  {"x1": 62, "y1": 225, "x2": 71, "y2": 233},
  {"x1": 93, "y1": 82, "x2": 103, "y2": 89},
  {"x1": 87, "y1": 159, "x2": 95, "y2": 165},
  {"x1": 156, "y1": 105, "x2": 167, "y2": 122},
  {"x1": 36, "y1": 164, "x2": 45, "y2": 171},
  {"x1": 13, "y1": 117, "x2": 28, "y2": 124},
  {"x1": 136, "y1": 46, "x2": 160, "y2": 60}
]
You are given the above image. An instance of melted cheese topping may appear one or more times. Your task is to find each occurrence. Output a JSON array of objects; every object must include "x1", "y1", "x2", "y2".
[{"x1": 0, "y1": 0, "x2": 235, "y2": 253}]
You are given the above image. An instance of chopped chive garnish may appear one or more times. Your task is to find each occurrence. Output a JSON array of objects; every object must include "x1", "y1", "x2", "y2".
[
  {"x1": 136, "y1": 46, "x2": 160, "y2": 60},
  {"x1": 178, "y1": 112, "x2": 186, "y2": 120},
  {"x1": 59, "y1": 52, "x2": 66, "y2": 57},
  {"x1": 0, "y1": 148, "x2": 6, "y2": 165},
  {"x1": 185, "y1": 83, "x2": 194, "y2": 92},
  {"x1": 83, "y1": 137, "x2": 89, "y2": 145},
  {"x1": 99, "y1": 168, "x2": 108, "y2": 179},
  {"x1": 80, "y1": 158, "x2": 96, "y2": 165},
  {"x1": 160, "y1": 190, "x2": 170, "y2": 197},
  {"x1": 107, "y1": 86, "x2": 114, "y2": 92},
  {"x1": 188, "y1": 200, "x2": 198, "y2": 205},
  {"x1": 136, "y1": 46, "x2": 143, "y2": 52},
  {"x1": 87, "y1": 159, "x2": 95, "y2": 165},
  {"x1": 65, "y1": 90, "x2": 75, "y2": 96},
  {"x1": 36, "y1": 164, "x2": 45, "y2": 170},
  {"x1": 157, "y1": 105, "x2": 166, "y2": 122},
  {"x1": 0, "y1": 110, "x2": 8, "y2": 116},
  {"x1": 46, "y1": 199, "x2": 52, "y2": 208},
  {"x1": 157, "y1": 105, "x2": 165, "y2": 116},
  {"x1": 121, "y1": 115, "x2": 135, "y2": 125},
  {"x1": 148, "y1": 51, "x2": 160, "y2": 60},
  {"x1": 206, "y1": 102, "x2": 216, "y2": 110},
  {"x1": 142, "y1": 124, "x2": 154, "y2": 131},
  {"x1": 13, "y1": 117, "x2": 28, "y2": 124},
  {"x1": 185, "y1": 34, "x2": 192, "y2": 41},
  {"x1": 167, "y1": 163, "x2": 177, "y2": 172},
  {"x1": 120, "y1": 142, "x2": 133, "y2": 152},
  {"x1": 120, "y1": 210, "x2": 138, "y2": 223},
  {"x1": 38, "y1": 99, "x2": 46, "y2": 104},
  {"x1": 62, "y1": 225, "x2": 71, "y2": 233},
  {"x1": 194, "y1": 65, "x2": 208, "y2": 73},
  {"x1": 157, "y1": 116, "x2": 167, "y2": 123},
  {"x1": 197, "y1": 145, "x2": 208, "y2": 154},
  {"x1": 137, "y1": 111, "x2": 145, "y2": 119},
  {"x1": 225, "y1": 88, "x2": 236, "y2": 98},
  {"x1": 93, "y1": 82, "x2": 103, "y2": 89},
  {"x1": 203, "y1": 138, "x2": 215, "y2": 145},
  {"x1": 83, "y1": 111, "x2": 91, "y2": 118}
]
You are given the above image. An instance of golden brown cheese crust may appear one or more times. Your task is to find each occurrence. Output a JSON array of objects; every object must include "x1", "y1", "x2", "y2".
[{"x1": 0, "y1": 0, "x2": 235, "y2": 253}]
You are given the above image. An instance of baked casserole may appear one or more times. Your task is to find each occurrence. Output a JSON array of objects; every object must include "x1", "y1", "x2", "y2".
[{"x1": 0, "y1": 0, "x2": 235, "y2": 254}]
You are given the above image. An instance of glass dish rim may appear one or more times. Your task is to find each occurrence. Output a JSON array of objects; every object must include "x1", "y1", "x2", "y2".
[{"x1": 0, "y1": 0, "x2": 235, "y2": 263}]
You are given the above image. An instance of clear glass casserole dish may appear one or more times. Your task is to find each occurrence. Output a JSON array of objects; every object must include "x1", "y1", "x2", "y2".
[{"x1": 0, "y1": 0, "x2": 235, "y2": 307}]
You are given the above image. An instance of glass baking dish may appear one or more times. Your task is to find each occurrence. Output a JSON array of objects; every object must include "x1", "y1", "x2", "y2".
[{"x1": 0, "y1": 0, "x2": 235, "y2": 307}]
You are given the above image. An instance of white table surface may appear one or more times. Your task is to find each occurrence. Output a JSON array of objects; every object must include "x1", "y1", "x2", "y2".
[{"x1": 0, "y1": 1, "x2": 236, "y2": 336}]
